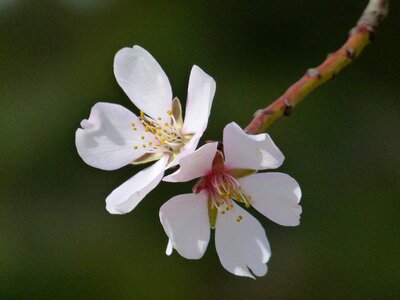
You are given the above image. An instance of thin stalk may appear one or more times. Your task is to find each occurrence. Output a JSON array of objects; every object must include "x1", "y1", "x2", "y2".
[{"x1": 245, "y1": 0, "x2": 389, "y2": 134}]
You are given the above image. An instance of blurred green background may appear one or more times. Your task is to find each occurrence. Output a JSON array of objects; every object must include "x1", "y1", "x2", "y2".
[{"x1": 1, "y1": 0, "x2": 399, "y2": 298}]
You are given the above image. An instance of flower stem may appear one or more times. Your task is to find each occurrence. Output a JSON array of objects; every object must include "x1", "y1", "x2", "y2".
[{"x1": 245, "y1": 0, "x2": 389, "y2": 134}]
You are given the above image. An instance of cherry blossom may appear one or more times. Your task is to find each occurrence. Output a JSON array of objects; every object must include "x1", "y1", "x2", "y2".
[
  {"x1": 76, "y1": 45, "x2": 216, "y2": 214},
  {"x1": 160, "y1": 122, "x2": 301, "y2": 278}
]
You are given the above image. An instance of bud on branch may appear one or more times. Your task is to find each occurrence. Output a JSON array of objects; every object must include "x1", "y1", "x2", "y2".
[{"x1": 245, "y1": 0, "x2": 389, "y2": 134}]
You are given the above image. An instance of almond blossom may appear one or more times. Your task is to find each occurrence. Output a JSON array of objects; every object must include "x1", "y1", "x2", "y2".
[
  {"x1": 160, "y1": 122, "x2": 302, "y2": 278},
  {"x1": 75, "y1": 45, "x2": 216, "y2": 214}
]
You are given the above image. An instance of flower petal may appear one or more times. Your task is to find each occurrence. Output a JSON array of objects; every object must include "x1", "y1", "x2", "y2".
[
  {"x1": 75, "y1": 102, "x2": 151, "y2": 170},
  {"x1": 239, "y1": 173, "x2": 302, "y2": 226},
  {"x1": 165, "y1": 132, "x2": 202, "y2": 169},
  {"x1": 106, "y1": 155, "x2": 168, "y2": 214},
  {"x1": 182, "y1": 65, "x2": 216, "y2": 135},
  {"x1": 163, "y1": 142, "x2": 218, "y2": 182},
  {"x1": 223, "y1": 122, "x2": 284, "y2": 171},
  {"x1": 159, "y1": 192, "x2": 210, "y2": 259},
  {"x1": 165, "y1": 239, "x2": 173, "y2": 256},
  {"x1": 215, "y1": 202, "x2": 271, "y2": 278},
  {"x1": 114, "y1": 45, "x2": 172, "y2": 121}
]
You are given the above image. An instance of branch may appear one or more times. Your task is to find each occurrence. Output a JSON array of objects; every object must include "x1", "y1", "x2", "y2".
[{"x1": 245, "y1": 0, "x2": 389, "y2": 134}]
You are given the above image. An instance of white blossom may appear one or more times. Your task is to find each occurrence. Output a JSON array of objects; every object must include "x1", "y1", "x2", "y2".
[
  {"x1": 76, "y1": 45, "x2": 215, "y2": 214},
  {"x1": 160, "y1": 122, "x2": 301, "y2": 278}
]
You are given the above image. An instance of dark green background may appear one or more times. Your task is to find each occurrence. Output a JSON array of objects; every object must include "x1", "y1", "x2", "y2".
[{"x1": 1, "y1": 0, "x2": 399, "y2": 298}]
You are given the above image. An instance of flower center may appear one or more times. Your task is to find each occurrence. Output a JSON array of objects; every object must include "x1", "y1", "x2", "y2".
[
  {"x1": 131, "y1": 98, "x2": 192, "y2": 160},
  {"x1": 142, "y1": 110, "x2": 187, "y2": 152},
  {"x1": 131, "y1": 109, "x2": 190, "y2": 157},
  {"x1": 193, "y1": 151, "x2": 251, "y2": 211}
]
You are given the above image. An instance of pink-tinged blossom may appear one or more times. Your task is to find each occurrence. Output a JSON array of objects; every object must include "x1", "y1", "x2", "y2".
[
  {"x1": 75, "y1": 45, "x2": 216, "y2": 214},
  {"x1": 160, "y1": 122, "x2": 301, "y2": 278}
]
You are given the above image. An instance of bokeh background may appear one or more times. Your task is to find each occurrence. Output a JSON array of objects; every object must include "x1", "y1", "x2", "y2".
[{"x1": 1, "y1": 0, "x2": 399, "y2": 298}]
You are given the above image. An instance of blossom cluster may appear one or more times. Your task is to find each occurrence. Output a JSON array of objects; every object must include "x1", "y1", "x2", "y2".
[{"x1": 76, "y1": 46, "x2": 302, "y2": 278}]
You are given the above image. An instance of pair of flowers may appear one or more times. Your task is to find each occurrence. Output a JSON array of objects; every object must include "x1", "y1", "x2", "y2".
[{"x1": 76, "y1": 45, "x2": 302, "y2": 278}]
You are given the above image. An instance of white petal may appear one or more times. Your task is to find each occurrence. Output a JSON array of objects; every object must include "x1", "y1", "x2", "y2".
[
  {"x1": 223, "y1": 122, "x2": 284, "y2": 171},
  {"x1": 239, "y1": 173, "x2": 302, "y2": 226},
  {"x1": 165, "y1": 239, "x2": 173, "y2": 256},
  {"x1": 106, "y1": 155, "x2": 168, "y2": 214},
  {"x1": 215, "y1": 202, "x2": 271, "y2": 278},
  {"x1": 114, "y1": 45, "x2": 172, "y2": 121},
  {"x1": 166, "y1": 132, "x2": 202, "y2": 169},
  {"x1": 163, "y1": 142, "x2": 218, "y2": 182},
  {"x1": 182, "y1": 65, "x2": 216, "y2": 135},
  {"x1": 75, "y1": 102, "x2": 151, "y2": 170},
  {"x1": 159, "y1": 193, "x2": 210, "y2": 259}
]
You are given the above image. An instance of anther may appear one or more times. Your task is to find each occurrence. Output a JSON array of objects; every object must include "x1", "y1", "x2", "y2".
[
  {"x1": 141, "y1": 136, "x2": 145, "y2": 140},
  {"x1": 157, "y1": 117, "x2": 162, "y2": 121},
  {"x1": 142, "y1": 144, "x2": 147, "y2": 148},
  {"x1": 133, "y1": 146, "x2": 138, "y2": 150}
]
